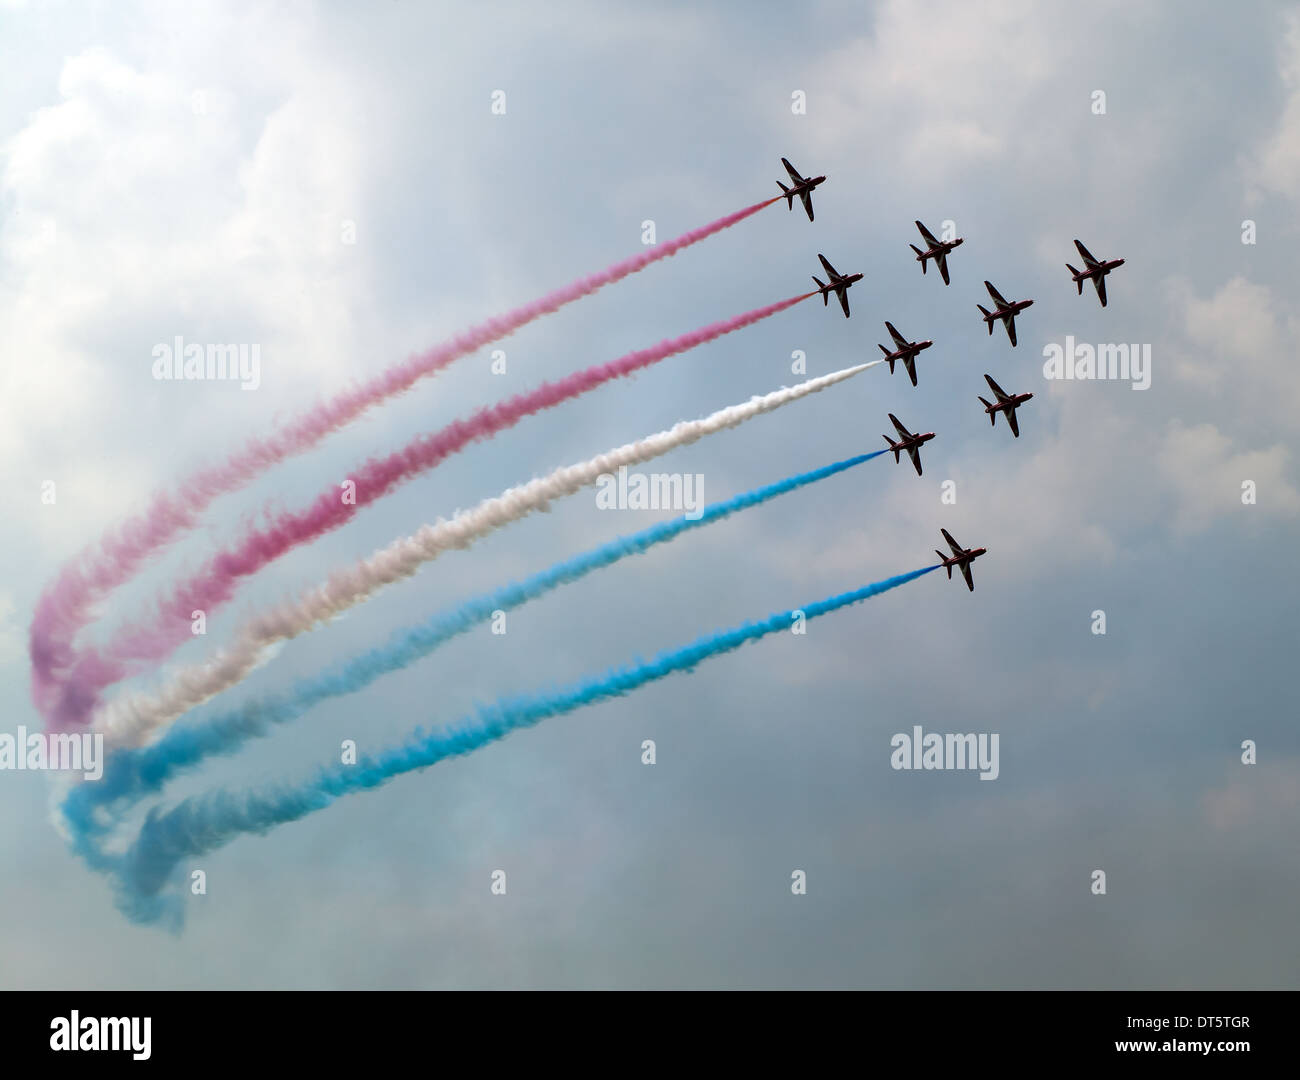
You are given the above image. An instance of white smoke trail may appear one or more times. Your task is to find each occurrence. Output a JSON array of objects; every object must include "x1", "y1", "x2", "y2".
[{"x1": 97, "y1": 361, "x2": 881, "y2": 750}]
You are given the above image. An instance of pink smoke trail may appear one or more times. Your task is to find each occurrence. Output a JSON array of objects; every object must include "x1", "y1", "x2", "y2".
[
  {"x1": 48, "y1": 290, "x2": 813, "y2": 730},
  {"x1": 30, "y1": 196, "x2": 781, "y2": 718}
]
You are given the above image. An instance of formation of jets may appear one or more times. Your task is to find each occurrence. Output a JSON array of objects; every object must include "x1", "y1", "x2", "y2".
[{"x1": 776, "y1": 158, "x2": 1126, "y2": 590}]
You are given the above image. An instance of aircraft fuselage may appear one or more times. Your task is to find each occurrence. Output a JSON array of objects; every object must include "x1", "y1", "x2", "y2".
[
  {"x1": 1073, "y1": 258, "x2": 1125, "y2": 280},
  {"x1": 985, "y1": 299, "x2": 1033, "y2": 322},
  {"x1": 944, "y1": 547, "x2": 986, "y2": 569},
  {"x1": 884, "y1": 339, "x2": 933, "y2": 361},
  {"x1": 918, "y1": 237, "x2": 963, "y2": 261},
  {"x1": 986, "y1": 393, "x2": 1032, "y2": 414},
  {"x1": 818, "y1": 273, "x2": 862, "y2": 295}
]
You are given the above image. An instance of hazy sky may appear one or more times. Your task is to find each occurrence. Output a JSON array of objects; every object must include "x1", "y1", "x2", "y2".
[{"x1": 1, "y1": 0, "x2": 1297, "y2": 988}]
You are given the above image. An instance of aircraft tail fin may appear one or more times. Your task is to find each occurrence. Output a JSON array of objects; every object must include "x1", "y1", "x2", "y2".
[
  {"x1": 977, "y1": 304, "x2": 993, "y2": 332},
  {"x1": 937, "y1": 553, "x2": 952, "y2": 577},
  {"x1": 884, "y1": 437, "x2": 901, "y2": 463},
  {"x1": 812, "y1": 276, "x2": 828, "y2": 304},
  {"x1": 979, "y1": 397, "x2": 996, "y2": 424},
  {"x1": 778, "y1": 181, "x2": 793, "y2": 210},
  {"x1": 878, "y1": 343, "x2": 890, "y2": 357},
  {"x1": 910, "y1": 244, "x2": 926, "y2": 271},
  {"x1": 1067, "y1": 264, "x2": 1083, "y2": 292}
]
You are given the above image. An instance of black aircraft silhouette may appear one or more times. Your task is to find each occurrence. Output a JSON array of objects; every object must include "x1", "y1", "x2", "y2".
[
  {"x1": 883, "y1": 414, "x2": 935, "y2": 476},
  {"x1": 910, "y1": 219, "x2": 964, "y2": 285},
  {"x1": 777, "y1": 157, "x2": 826, "y2": 222},
  {"x1": 1067, "y1": 239, "x2": 1125, "y2": 307},
  {"x1": 877, "y1": 321, "x2": 933, "y2": 387},
  {"x1": 978, "y1": 373, "x2": 1033, "y2": 438},
  {"x1": 811, "y1": 253, "x2": 863, "y2": 318},
  {"x1": 935, "y1": 528, "x2": 987, "y2": 592},
  {"x1": 976, "y1": 280, "x2": 1033, "y2": 346}
]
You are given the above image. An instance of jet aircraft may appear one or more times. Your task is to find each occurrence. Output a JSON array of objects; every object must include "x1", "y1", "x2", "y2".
[
  {"x1": 882, "y1": 414, "x2": 935, "y2": 476},
  {"x1": 910, "y1": 220, "x2": 964, "y2": 285},
  {"x1": 976, "y1": 280, "x2": 1033, "y2": 346},
  {"x1": 811, "y1": 253, "x2": 863, "y2": 318},
  {"x1": 935, "y1": 528, "x2": 987, "y2": 592},
  {"x1": 877, "y1": 321, "x2": 933, "y2": 387},
  {"x1": 978, "y1": 373, "x2": 1034, "y2": 437},
  {"x1": 777, "y1": 157, "x2": 826, "y2": 222},
  {"x1": 1066, "y1": 239, "x2": 1124, "y2": 307}
]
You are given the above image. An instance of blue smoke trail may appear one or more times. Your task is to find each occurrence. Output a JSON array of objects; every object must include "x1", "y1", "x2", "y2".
[
  {"x1": 101, "y1": 563, "x2": 939, "y2": 926},
  {"x1": 64, "y1": 451, "x2": 887, "y2": 831}
]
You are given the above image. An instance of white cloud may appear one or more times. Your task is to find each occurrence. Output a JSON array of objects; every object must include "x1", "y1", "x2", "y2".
[
  {"x1": 1249, "y1": 10, "x2": 1300, "y2": 203},
  {"x1": 1156, "y1": 420, "x2": 1299, "y2": 534}
]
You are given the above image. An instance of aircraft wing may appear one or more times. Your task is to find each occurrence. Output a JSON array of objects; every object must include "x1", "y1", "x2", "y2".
[
  {"x1": 782, "y1": 157, "x2": 805, "y2": 184},
  {"x1": 1005, "y1": 315, "x2": 1018, "y2": 347},
  {"x1": 886, "y1": 321, "x2": 908, "y2": 348},
  {"x1": 984, "y1": 373, "x2": 1011, "y2": 401},
  {"x1": 1074, "y1": 239, "x2": 1099, "y2": 267},
  {"x1": 1006, "y1": 406, "x2": 1021, "y2": 438},
  {"x1": 985, "y1": 280, "x2": 1010, "y2": 307},
  {"x1": 888, "y1": 413, "x2": 913, "y2": 439},
  {"x1": 960, "y1": 561, "x2": 975, "y2": 591},
  {"x1": 1094, "y1": 274, "x2": 1107, "y2": 307},
  {"x1": 837, "y1": 287, "x2": 851, "y2": 318},
  {"x1": 903, "y1": 355, "x2": 917, "y2": 386},
  {"x1": 906, "y1": 445, "x2": 923, "y2": 476},
  {"x1": 818, "y1": 253, "x2": 839, "y2": 279},
  {"x1": 915, "y1": 220, "x2": 940, "y2": 247},
  {"x1": 941, "y1": 528, "x2": 964, "y2": 556},
  {"x1": 799, "y1": 189, "x2": 814, "y2": 222},
  {"x1": 935, "y1": 251, "x2": 950, "y2": 285}
]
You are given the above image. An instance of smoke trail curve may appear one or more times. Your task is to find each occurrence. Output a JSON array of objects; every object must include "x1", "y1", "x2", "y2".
[
  {"x1": 50, "y1": 291, "x2": 812, "y2": 730},
  {"x1": 69, "y1": 447, "x2": 889, "y2": 819},
  {"x1": 90, "y1": 359, "x2": 881, "y2": 750},
  {"x1": 86, "y1": 564, "x2": 940, "y2": 927},
  {"x1": 30, "y1": 197, "x2": 781, "y2": 720}
]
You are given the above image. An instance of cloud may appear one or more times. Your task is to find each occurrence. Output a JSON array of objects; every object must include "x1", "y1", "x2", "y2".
[
  {"x1": 1203, "y1": 759, "x2": 1300, "y2": 831},
  {"x1": 1167, "y1": 275, "x2": 1300, "y2": 427},
  {"x1": 1155, "y1": 419, "x2": 1300, "y2": 533},
  {"x1": 1249, "y1": 10, "x2": 1300, "y2": 204}
]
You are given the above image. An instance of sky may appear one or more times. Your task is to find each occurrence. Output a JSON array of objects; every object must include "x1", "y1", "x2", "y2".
[{"x1": 1, "y1": 0, "x2": 1297, "y2": 989}]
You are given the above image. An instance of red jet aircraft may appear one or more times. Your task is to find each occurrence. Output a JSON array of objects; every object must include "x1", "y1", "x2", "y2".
[
  {"x1": 883, "y1": 414, "x2": 936, "y2": 476},
  {"x1": 977, "y1": 280, "x2": 1034, "y2": 346},
  {"x1": 811, "y1": 254, "x2": 863, "y2": 318},
  {"x1": 777, "y1": 158, "x2": 826, "y2": 222},
  {"x1": 935, "y1": 528, "x2": 987, "y2": 592},
  {"x1": 1067, "y1": 239, "x2": 1124, "y2": 308},
  {"x1": 910, "y1": 220, "x2": 964, "y2": 285},
  {"x1": 878, "y1": 321, "x2": 933, "y2": 387}
]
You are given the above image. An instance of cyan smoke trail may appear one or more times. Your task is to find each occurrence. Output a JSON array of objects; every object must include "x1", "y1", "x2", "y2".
[
  {"x1": 81, "y1": 564, "x2": 939, "y2": 927},
  {"x1": 67, "y1": 449, "x2": 889, "y2": 823}
]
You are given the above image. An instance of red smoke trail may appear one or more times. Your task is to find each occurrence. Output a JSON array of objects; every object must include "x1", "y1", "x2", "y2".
[
  {"x1": 48, "y1": 290, "x2": 813, "y2": 730},
  {"x1": 30, "y1": 196, "x2": 782, "y2": 719}
]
